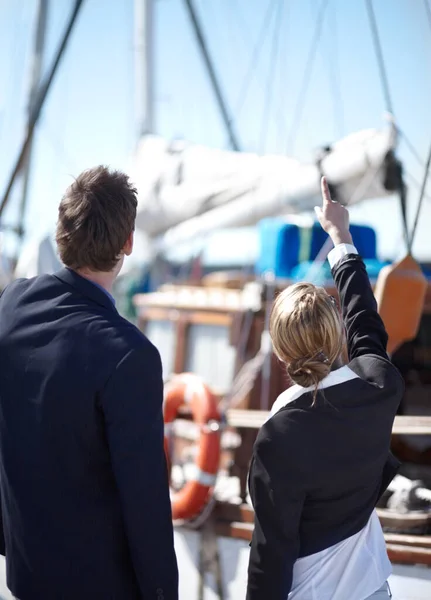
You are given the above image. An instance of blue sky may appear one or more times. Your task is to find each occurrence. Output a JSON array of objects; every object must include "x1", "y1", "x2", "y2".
[{"x1": 1, "y1": 0, "x2": 431, "y2": 260}]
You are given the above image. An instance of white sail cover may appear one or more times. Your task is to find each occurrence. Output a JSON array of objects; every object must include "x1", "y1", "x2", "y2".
[
  {"x1": 0, "y1": 234, "x2": 12, "y2": 290},
  {"x1": 131, "y1": 122, "x2": 397, "y2": 251},
  {"x1": 14, "y1": 235, "x2": 61, "y2": 279}
]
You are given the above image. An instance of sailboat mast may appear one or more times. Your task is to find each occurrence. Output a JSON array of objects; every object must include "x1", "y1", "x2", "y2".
[
  {"x1": 16, "y1": 0, "x2": 49, "y2": 250},
  {"x1": 0, "y1": 0, "x2": 84, "y2": 220},
  {"x1": 134, "y1": 0, "x2": 154, "y2": 136}
]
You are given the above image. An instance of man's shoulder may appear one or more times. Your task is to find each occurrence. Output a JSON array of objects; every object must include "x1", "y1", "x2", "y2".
[
  {"x1": 90, "y1": 310, "x2": 160, "y2": 370},
  {"x1": 1, "y1": 276, "x2": 32, "y2": 296},
  {"x1": 0, "y1": 274, "x2": 53, "y2": 304},
  {"x1": 6, "y1": 270, "x2": 67, "y2": 290},
  {"x1": 99, "y1": 316, "x2": 162, "y2": 388},
  {"x1": 110, "y1": 313, "x2": 156, "y2": 354}
]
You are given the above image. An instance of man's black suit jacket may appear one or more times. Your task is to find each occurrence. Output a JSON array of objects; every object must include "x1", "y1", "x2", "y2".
[{"x1": 0, "y1": 268, "x2": 178, "y2": 599}]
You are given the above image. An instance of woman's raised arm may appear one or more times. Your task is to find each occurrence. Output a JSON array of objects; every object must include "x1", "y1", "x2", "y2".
[{"x1": 315, "y1": 177, "x2": 389, "y2": 360}]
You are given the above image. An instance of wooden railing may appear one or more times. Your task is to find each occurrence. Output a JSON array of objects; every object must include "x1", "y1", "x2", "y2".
[
  {"x1": 226, "y1": 409, "x2": 431, "y2": 435},
  {"x1": 212, "y1": 501, "x2": 431, "y2": 566}
]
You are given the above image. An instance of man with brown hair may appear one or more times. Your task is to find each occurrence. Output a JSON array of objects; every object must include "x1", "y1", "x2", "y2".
[{"x1": 0, "y1": 166, "x2": 178, "y2": 599}]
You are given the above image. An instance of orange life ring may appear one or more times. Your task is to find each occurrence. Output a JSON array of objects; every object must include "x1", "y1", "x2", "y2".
[{"x1": 163, "y1": 373, "x2": 221, "y2": 521}]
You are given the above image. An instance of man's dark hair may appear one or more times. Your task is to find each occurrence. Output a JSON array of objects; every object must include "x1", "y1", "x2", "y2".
[{"x1": 56, "y1": 166, "x2": 138, "y2": 272}]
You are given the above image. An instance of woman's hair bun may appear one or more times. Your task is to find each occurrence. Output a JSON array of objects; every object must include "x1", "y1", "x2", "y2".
[{"x1": 287, "y1": 356, "x2": 331, "y2": 388}]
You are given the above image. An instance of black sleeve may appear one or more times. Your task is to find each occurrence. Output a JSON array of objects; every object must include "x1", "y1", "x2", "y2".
[
  {"x1": 101, "y1": 344, "x2": 178, "y2": 600},
  {"x1": 0, "y1": 491, "x2": 5, "y2": 556},
  {"x1": 0, "y1": 290, "x2": 6, "y2": 554},
  {"x1": 246, "y1": 436, "x2": 305, "y2": 600},
  {"x1": 332, "y1": 253, "x2": 388, "y2": 360}
]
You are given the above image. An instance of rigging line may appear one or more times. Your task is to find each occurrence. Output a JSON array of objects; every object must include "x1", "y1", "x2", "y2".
[
  {"x1": 225, "y1": 0, "x2": 251, "y2": 51},
  {"x1": 0, "y1": 2, "x2": 25, "y2": 139},
  {"x1": 364, "y1": 0, "x2": 394, "y2": 115},
  {"x1": 232, "y1": 0, "x2": 277, "y2": 117},
  {"x1": 404, "y1": 170, "x2": 431, "y2": 202},
  {"x1": 41, "y1": 120, "x2": 79, "y2": 174},
  {"x1": 424, "y1": 0, "x2": 431, "y2": 31},
  {"x1": 275, "y1": 0, "x2": 291, "y2": 153},
  {"x1": 399, "y1": 128, "x2": 425, "y2": 167},
  {"x1": 365, "y1": 2, "x2": 425, "y2": 169},
  {"x1": 257, "y1": 0, "x2": 291, "y2": 155},
  {"x1": 0, "y1": 0, "x2": 85, "y2": 219},
  {"x1": 17, "y1": 0, "x2": 49, "y2": 249},
  {"x1": 222, "y1": 0, "x2": 244, "y2": 61},
  {"x1": 258, "y1": 0, "x2": 284, "y2": 153},
  {"x1": 410, "y1": 139, "x2": 431, "y2": 247},
  {"x1": 309, "y1": 0, "x2": 344, "y2": 139},
  {"x1": 364, "y1": 1, "x2": 418, "y2": 253},
  {"x1": 325, "y1": 0, "x2": 344, "y2": 138},
  {"x1": 183, "y1": 0, "x2": 241, "y2": 151},
  {"x1": 286, "y1": 0, "x2": 330, "y2": 154},
  {"x1": 398, "y1": 174, "x2": 411, "y2": 254}
]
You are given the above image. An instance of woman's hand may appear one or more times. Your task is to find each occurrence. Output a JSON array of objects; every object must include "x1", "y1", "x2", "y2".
[{"x1": 314, "y1": 176, "x2": 353, "y2": 246}]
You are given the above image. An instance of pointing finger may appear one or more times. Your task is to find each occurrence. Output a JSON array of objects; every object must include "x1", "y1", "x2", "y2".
[{"x1": 321, "y1": 176, "x2": 332, "y2": 206}]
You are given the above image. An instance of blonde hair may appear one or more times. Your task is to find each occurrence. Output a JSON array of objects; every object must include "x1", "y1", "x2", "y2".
[{"x1": 270, "y1": 282, "x2": 344, "y2": 402}]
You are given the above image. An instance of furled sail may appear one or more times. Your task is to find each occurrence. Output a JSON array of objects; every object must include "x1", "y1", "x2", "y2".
[
  {"x1": 14, "y1": 235, "x2": 61, "y2": 279},
  {"x1": 0, "y1": 234, "x2": 12, "y2": 290},
  {"x1": 131, "y1": 121, "x2": 398, "y2": 251}
]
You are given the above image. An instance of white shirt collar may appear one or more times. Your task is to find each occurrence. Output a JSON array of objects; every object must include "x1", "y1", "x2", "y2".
[{"x1": 268, "y1": 365, "x2": 359, "y2": 420}]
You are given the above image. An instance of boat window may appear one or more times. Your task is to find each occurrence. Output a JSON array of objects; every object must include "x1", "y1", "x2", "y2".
[
  {"x1": 145, "y1": 320, "x2": 175, "y2": 377},
  {"x1": 185, "y1": 324, "x2": 236, "y2": 393}
]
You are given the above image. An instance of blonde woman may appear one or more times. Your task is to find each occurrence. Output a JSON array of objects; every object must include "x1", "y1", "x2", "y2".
[{"x1": 246, "y1": 178, "x2": 403, "y2": 600}]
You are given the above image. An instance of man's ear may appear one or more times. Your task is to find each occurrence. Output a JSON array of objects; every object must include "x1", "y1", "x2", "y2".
[{"x1": 123, "y1": 231, "x2": 134, "y2": 256}]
